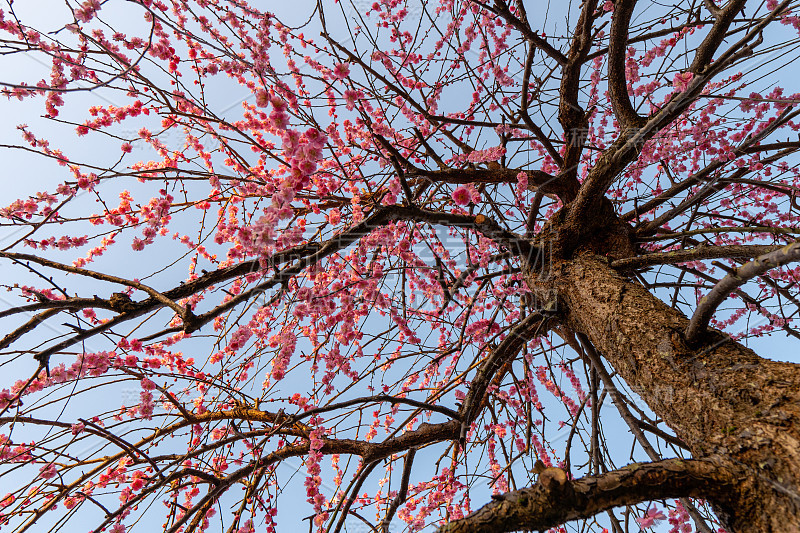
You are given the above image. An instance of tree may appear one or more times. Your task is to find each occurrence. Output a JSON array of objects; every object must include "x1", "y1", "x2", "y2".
[{"x1": 1, "y1": 0, "x2": 800, "y2": 531}]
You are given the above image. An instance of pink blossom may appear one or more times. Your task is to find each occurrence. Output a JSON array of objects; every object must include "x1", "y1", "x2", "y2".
[
  {"x1": 75, "y1": 0, "x2": 101, "y2": 22},
  {"x1": 673, "y1": 71, "x2": 694, "y2": 92},
  {"x1": 71, "y1": 422, "x2": 85, "y2": 435},
  {"x1": 139, "y1": 391, "x2": 154, "y2": 419},
  {"x1": 603, "y1": 1, "x2": 614, "y2": 11},
  {"x1": 269, "y1": 110, "x2": 288, "y2": 130},
  {"x1": 331, "y1": 62, "x2": 350, "y2": 80},
  {"x1": 451, "y1": 186, "x2": 471, "y2": 206},
  {"x1": 344, "y1": 89, "x2": 361, "y2": 110},
  {"x1": 236, "y1": 519, "x2": 254, "y2": 533},
  {"x1": 636, "y1": 507, "x2": 666, "y2": 529},
  {"x1": 39, "y1": 463, "x2": 57, "y2": 479},
  {"x1": 304, "y1": 128, "x2": 326, "y2": 149},
  {"x1": 327, "y1": 208, "x2": 341, "y2": 225},
  {"x1": 516, "y1": 171, "x2": 528, "y2": 191},
  {"x1": 466, "y1": 145, "x2": 505, "y2": 163},
  {"x1": 0, "y1": 494, "x2": 15, "y2": 508}
]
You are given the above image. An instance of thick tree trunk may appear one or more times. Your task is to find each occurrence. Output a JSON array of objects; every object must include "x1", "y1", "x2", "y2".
[{"x1": 546, "y1": 253, "x2": 800, "y2": 532}]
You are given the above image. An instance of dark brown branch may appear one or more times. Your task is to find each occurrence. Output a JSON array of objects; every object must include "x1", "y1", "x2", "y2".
[
  {"x1": 408, "y1": 167, "x2": 559, "y2": 194},
  {"x1": 331, "y1": 459, "x2": 381, "y2": 533},
  {"x1": 637, "y1": 226, "x2": 800, "y2": 241},
  {"x1": 381, "y1": 448, "x2": 416, "y2": 533},
  {"x1": 0, "y1": 296, "x2": 121, "y2": 319},
  {"x1": 587, "y1": 19, "x2": 720, "y2": 61},
  {"x1": 556, "y1": 0, "x2": 597, "y2": 198},
  {"x1": 300, "y1": 393, "x2": 460, "y2": 422},
  {"x1": 636, "y1": 419, "x2": 690, "y2": 450},
  {"x1": 703, "y1": 0, "x2": 722, "y2": 18},
  {"x1": 0, "y1": 309, "x2": 60, "y2": 350},
  {"x1": 608, "y1": 0, "x2": 646, "y2": 129},
  {"x1": 624, "y1": 106, "x2": 800, "y2": 224},
  {"x1": 518, "y1": 41, "x2": 564, "y2": 165},
  {"x1": 688, "y1": 0, "x2": 746, "y2": 74},
  {"x1": 437, "y1": 456, "x2": 742, "y2": 533},
  {"x1": 681, "y1": 264, "x2": 800, "y2": 342},
  {"x1": 0, "y1": 250, "x2": 194, "y2": 325}
]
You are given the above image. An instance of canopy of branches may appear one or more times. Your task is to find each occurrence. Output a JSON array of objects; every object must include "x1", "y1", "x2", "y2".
[{"x1": 1, "y1": 1, "x2": 800, "y2": 533}]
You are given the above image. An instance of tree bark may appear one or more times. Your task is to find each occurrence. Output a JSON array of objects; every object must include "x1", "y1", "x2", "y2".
[{"x1": 547, "y1": 253, "x2": 800, "y2": 532}]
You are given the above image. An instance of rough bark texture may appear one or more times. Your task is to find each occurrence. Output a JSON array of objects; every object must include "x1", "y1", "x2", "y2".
[
  {"x1": 438, "y1": 456, "x2": 743, "y2": 533},
  {"x1": 550, "y1": 253, "x2": 800, "y2": 532}
]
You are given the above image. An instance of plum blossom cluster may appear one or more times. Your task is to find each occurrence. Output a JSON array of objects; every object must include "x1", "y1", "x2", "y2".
[
  {"x1": 236, "y1": 124, "x2": 328, "y2": 258},
  {"x1": 132, "y1": 191, "x2": 174, "y2": 251},
  {"x1": 0, "y1": 351, "x2": 114, "y2": 411},
  {"x1": 396, "y1": 470, "x2": 467, "y2": 531},
  {"x1": 535, "y1": 366, "x2": 581, "y2": 420},
  {"x1": 305, "y1": 424, "x2": 329, "y2": 530},
  {"x1": 465, "y1": 146, "x2": 506, "y2": 164},
  {"x1": 451, "y1": 185, "x2": 481, "y2": 206},
  {"x1": 75, "y1": 0, "x2": 101, "y2": 23},
  {"x1": 268, "y1": 329, "x2": 297, "y2": 380},
  {"x1": 0, "y1": 434, "x2": 34, "y2": 465}
]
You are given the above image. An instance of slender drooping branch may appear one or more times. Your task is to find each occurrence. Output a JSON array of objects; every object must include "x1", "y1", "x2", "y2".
[
  {"x1": 437, "y1": 456, "x2": 742, "y2": 533},
  {"x1": 575, "y1": 332, "x2": 659, "y2": 458},
  {"x1": 686, "y1": 242, "x2": 800, "y2": 344},
  {"x1": 381, "y1": 448, "x2": 416, "y2": 533},
  {"x1": 0, "y1": 250, "x2": 196, "y2": 327}
]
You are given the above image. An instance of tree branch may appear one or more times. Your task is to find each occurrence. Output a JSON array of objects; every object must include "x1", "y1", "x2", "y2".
[
  {"x1": 407, "y1": 167, "x2": 559, "y2": 195},
  {"x1": 575, "y1": 332, "x2": 712, "y2": 532},
  {"x1": 0, "y1": 250, "x2": 196, "y2": 328},
  {"x1": 622, "y1": 106, "x2": 800, "y2": 224},
  {"x1": 556, "y1": 0, "x2": 597, "y2": 197},
  {"x1": 611, "y1": 244, "x2": 782, "y2": 270},
  {"x1": 458, "y1": 311, "x2": 547, "y2": 444},
  {"x1": 381, "y1": 448, "x2": 416, "y2": 533},
  {"x1": 437, "y1": 456, "x2": 742, "y2": 533},
  {"x1": 608, "y1": 0, "x2": 646, "y2": 129},
  {"x1": 686, "y1": 241, "x2": 800, "y2": 344},
  {"x1": 16, "y1": 205, "x2": 535, "y2": 364},
  {"x1": 518, "y1": 42, "x2": 564, "y2": 165}
]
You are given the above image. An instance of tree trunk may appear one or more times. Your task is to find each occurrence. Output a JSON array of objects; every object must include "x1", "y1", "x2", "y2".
[{"x1": 543, "y1": 253, "x2": 800, "y2": 532}]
